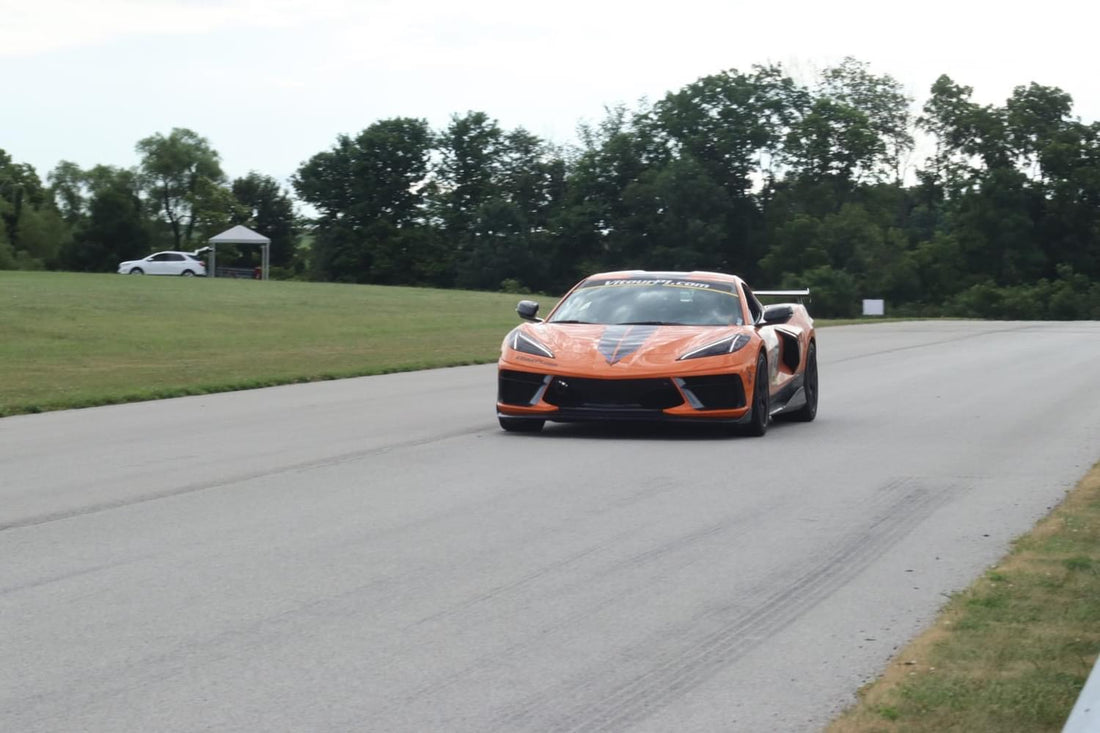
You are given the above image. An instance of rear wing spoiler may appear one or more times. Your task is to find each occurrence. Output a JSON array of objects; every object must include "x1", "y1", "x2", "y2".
[
  {"x1": 754, "y1": 289, "x2": 809, "y2": 297},
  {"x1": 754, "y1": 289, "x2": 810, "y2": 303}
]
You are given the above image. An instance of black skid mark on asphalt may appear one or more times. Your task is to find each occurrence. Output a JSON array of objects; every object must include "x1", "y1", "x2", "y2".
[
  {"x1": 330, "y1": 483, "x2": 786, "y2": 733},
  {"x1": 492, "y1": 477, "x2": 956, "y2": 733},
  {"x1": 0, "y1": 425, "x2": 488, "y2": 533}
]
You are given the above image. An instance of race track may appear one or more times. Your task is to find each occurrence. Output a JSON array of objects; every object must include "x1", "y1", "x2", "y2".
[{"x1": 3, "y1": 320, "x2": 1100, "y2": 732}]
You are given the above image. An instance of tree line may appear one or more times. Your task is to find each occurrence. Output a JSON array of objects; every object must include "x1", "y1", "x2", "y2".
[
  {"x1": 3, "y1": 57, "x2": 1100, "y2": 318},
  {"x1": 0, "y1": 130, "x2": 298, "y2": 277}
]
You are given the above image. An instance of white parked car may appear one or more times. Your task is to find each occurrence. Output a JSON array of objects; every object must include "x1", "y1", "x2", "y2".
[{"x1": 118, "y1": 251, "x2": 207, "y2": 276}]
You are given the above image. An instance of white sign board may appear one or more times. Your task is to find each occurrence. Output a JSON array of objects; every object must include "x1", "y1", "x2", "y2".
[{"x1": 863, "y1": 299, "x2": 885, "y2": 316}]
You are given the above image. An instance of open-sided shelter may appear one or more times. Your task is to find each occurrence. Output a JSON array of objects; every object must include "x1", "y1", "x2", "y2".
[{"x1": 207, "y1": 225, "x2": 271, "y2": 280}]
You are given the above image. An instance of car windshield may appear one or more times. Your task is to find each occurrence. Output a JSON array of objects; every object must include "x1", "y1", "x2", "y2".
[{"x1": 548, "y1": 278, "x2": 743, "y2": 326}]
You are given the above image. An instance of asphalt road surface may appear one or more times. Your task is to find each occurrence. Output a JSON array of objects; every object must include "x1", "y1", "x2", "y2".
[{"x1": 3, "y1": 321, "x2": 1100, "y2": 732}]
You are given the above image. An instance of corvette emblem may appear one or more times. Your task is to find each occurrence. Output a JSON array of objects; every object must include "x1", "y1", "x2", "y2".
[{"x1": 597, "y1": 325, "x2": 658, "y2": 365}]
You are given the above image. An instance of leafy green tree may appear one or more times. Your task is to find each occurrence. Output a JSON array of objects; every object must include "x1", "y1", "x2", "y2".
[
  {"x1": 550, "y1": 105, "x2": 666, "y2": 283},
  {"x1": 917, "y1": 78, "x2": 1070, "y2": 287},
  {"x1": 0, "y1": 150, "x2": 69, "y2": 269},
  {"x1": 784, "y1": 98, "x2": 882, "y2": 186},
  {"x1": 919, "y1": 75, "x2": 1010, "y2": 180},
  {"x1": 1004, "y1": 82, "x2": 1074, "y2": 181},
  {"x1": 656, "y1": 66, "x2": 804, "y2": 196},
  {"x1": 432, "y1": 111, "x2": 506, "y2": 288},
  {"x1": 433, "y1": 112, "x2": 504, "y2": 235},
  {"x1": 292, "y1": 140, "x2": 354, "y2": 221},
  {"x1": 759, "y1": 211, "x2": 827, "y2": 282},
  {"x1": 1037, "y1": 120, "x2": 1100, "y2": 277},
  {"x1": 56, "y1": 165, "x2": 153, "y2": 272},
  {"x1": 294, "y1": 118, "x2": 433, "y2": 283},
  {"x1": 953, "y1": 167, "x2": 1044, "y2": 285},
  {"x1": 0, "y1": 186, "x2": 17, "y2": 269},
  {"x1": 782, "y1": 265, "x2": 860, "y2": 318},
  {"x1": 497, "y1": 129, "x2": 567, "y2": 230},
  {"x1": 136, "y1": 128, "x2": 226, "y2": 251},
  {"x1": 0, "y1": 151, "x2": 43, "y2": 252},
  {"x1": 615, "y1": 153, "x2": 730, "y2": 271},
  {"x1": 496, "y1": 129, "x2": 569, "y2": 291},
  {"x1": 189, "y1": 178, "x2": 251, "y2": 252},
  {"x1": 430, "y1": 113, "x2": 568, "y2": 291},
  {"x1": 818, "y1": 58, "x2": 914, "y2": 183},
  {"x1": 48, "y1": 160, "x2": 87, "y2": 226},
  {"x1": 1000, "y1": 86, "x2": 1100, "y2": 281},
  {"x1": 942, "y1": 266, "x2": 1100, "y2": 320},
  {"x1": 0, "y1": 206, "x2": 13, "y2": 268},
  {"x1": 654, "y1": 67, "x2": 806, "y2": 277},
  {"x1": 782, "y1": 59, "x2": 913, "y2": 192},
  {"x1": 231, "y1": 173, "x2": 298, "y2": 268},
  {"x1": 12, "y1": 205, "x2": 68, "y2": 268}
]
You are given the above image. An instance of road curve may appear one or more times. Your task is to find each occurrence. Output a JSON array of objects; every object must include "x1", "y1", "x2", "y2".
[{"x1": 3, "y1": 320, "x2": 1100, "y2": 732}]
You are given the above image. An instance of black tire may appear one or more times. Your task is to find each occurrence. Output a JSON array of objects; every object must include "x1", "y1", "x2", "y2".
[
  {"x1": 129, "y1": 268, "x2": 144, "y2": 275},
  {"x1": 499, "y1": 416, "x2": 545, "y2": 433},
  {"x1": 181, "y1": 269, "x2": 195, "y2": 277},
  {"x1": 741, "y1": 353, "x2": 770, "y2": 437},
  {"x1": 789, "y1": 342, "x2": 818, "y2": 422}
]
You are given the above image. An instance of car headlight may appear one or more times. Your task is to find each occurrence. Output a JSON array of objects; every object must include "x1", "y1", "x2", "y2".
[
  {"x1": 508, "y1": 329, "x2": 554, "y2": 358},
  {"x1": 677, "y1": 333, "x2": 751, "y2": 360}
]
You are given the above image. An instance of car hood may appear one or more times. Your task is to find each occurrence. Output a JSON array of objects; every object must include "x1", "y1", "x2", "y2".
[{"x1": 517, "y1": 323, "x2": 751, "y2": 374}]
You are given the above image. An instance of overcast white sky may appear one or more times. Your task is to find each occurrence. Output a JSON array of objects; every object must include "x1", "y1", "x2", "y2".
[{"x1": 5, "y1": 0, "x2": 1099, "y2": 190}]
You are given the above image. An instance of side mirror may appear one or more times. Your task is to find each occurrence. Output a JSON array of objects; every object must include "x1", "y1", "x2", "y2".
[
  {"x1": 761, "y1": 304, "x2": 793, "y2": 325},
  {"x1": 516, "y1": 300, "x2": 541, "y2": 322}
]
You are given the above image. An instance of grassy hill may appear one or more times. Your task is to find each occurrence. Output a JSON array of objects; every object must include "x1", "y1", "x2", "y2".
[{"x1": 0, "y1": 272, "x2": 533, "y2": 416}]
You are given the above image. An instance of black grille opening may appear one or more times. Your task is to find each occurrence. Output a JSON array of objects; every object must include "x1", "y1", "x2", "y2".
[
  {"x1": 679, "y1": 374, "x2": 745, "y2": 410},
  {"x1": 499, "y1": 370, "x2": 547, "y2": 405},
  {"x1": 544, "y1": 377, "x2": 683, "y2": 410}
]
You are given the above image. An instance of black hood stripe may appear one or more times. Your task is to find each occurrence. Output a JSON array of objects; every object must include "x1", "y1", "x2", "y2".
[{"x1": 597, "y1": 326, "x2": 659, "y2": 365}]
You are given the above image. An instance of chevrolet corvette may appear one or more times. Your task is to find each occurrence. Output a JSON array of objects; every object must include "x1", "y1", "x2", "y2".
[{"x1": 496, "y1": 270, "x2": 817, "y2": 435}]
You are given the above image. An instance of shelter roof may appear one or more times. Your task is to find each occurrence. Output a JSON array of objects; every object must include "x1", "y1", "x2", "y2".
[{"x1": 209, "y1": 225, "x2": 270, "y2": 244}]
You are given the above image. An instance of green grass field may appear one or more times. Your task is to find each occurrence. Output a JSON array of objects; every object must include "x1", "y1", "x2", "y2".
[{"x1": 0, "y1": 271, "x2": 534, "y2": 416}]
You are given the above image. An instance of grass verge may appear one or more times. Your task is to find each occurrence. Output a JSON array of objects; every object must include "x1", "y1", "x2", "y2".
[
  {"x1": 0, "y1": 272, "x2": 533, "y2": 416},
  {"x1": 828, "y1": 461, "x2": 1100, "y2": 732}
]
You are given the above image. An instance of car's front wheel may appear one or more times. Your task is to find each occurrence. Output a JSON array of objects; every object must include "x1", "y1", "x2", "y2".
[
  {"x1": 129, "y1": 268, "x2": 144, "y2": 275},
  {"x1": 740, "y1": 353, "x2": 770, "y2": 437},
  {"x1": 499, "y1": 416, "x2": 545, "y2": 433}
]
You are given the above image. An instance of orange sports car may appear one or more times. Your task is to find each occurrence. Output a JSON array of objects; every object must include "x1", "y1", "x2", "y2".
[{"x1": 496, "y1": 270, "x2": 817, "y2": 435}]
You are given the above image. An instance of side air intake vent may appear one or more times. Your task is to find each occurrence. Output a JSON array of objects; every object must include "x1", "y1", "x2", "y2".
[{"x1": 499, "y1": 370, "x2": 548, "y2": 405}]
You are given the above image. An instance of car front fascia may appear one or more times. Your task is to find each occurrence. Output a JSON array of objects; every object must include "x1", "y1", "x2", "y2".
[{"x1": 496, "y1": 344, "x2": 760, "y2": 424}]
